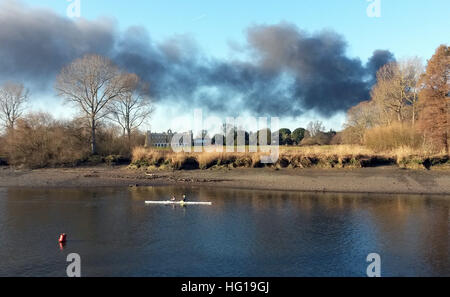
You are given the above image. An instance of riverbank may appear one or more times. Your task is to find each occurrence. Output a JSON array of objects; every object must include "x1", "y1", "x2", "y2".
[
  {"x1": 130, "y1": 146, "x2": 450, "y2": 171},
  {"x1": 1, "y1": 165, "x2": 450, "y2": 195}
]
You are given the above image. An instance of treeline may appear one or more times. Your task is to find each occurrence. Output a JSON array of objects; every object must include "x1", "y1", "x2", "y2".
[
  {"x1": 206, "y1": 121, "x2": 335, "y2": 146},
  {"x1": 0, "y1": 54, "x2": 152, "y2": 167},
  {"x1": 341, "y1": 45, "x2": 449, "y2": 153},
  {"x1": 278, "y1": 121, "x2": 338, "y2": 146},
  {"x1": 0, "y1": 45, "x2": 448, "y2": 168},
  {"x1": 0, "y1": 112, "x2": 146, "y2": 168}
]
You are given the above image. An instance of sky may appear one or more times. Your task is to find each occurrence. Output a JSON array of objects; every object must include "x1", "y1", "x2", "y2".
[{"x1": 7, "y1": 0, "x2": 450, "y2": 132}]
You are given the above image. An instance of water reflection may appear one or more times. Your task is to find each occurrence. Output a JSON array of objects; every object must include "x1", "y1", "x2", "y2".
[{"x1": 0, "y1": 187, "x2": 448, "y2": 276}]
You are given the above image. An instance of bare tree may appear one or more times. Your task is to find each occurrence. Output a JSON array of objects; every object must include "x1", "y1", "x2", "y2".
[
  {"x1": 371, "y1": 58, "x2": 424, "y2": 125},
  {"x1": 400, "y1": 57, "x2": 424, "y2": 125},
  {"x1": 344, "y1": 100, "x2": 379, "y2": 144},
  {"x1": 306, "y1": 121, "x2": 325, "y2": 138},
  {"x1": 371, "y1": 64, "x2": 401, "y2": 124},
  {"x1": 107, "y1": 74, "x2": 154, "y2": 142},
  {"x1": 0, "y1": 82, "x2": 29, "y2": 130},
  {"x1": 55, "y1": 55, "x2": 132, "y2": 154}
]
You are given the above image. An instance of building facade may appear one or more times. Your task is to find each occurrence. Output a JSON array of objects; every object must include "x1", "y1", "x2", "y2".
[{"x1": 145, "y1": 130, "x2": 192, "y2": 148}]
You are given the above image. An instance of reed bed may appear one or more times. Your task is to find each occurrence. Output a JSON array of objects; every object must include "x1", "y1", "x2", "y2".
[{"x1": 131, "y1": 145, "x2": 449, "y2": 170}]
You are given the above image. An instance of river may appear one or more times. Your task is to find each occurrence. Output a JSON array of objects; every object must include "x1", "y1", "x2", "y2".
[{"x1": 0, "y1": 187, "x2": 448, "y2": 277}]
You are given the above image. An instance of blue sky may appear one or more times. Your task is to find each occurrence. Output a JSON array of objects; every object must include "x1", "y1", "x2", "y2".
[{"x1": 22, "y1": 0, "x2": 450, "y2": 132}]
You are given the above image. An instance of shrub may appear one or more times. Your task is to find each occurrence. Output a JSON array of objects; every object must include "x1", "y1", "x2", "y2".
[
  {"x1": 130, "y1": 144, "x2": 445, "y2": 171},
  {"x1": 104, "y1": 155, "x2": 130, "y2": 166},
  {"x1": 197, "y1": 153, "x2": 221, "y2": 169},
  {"x1": 364, "y1": 123, "x2": 423, "y2": 152},
  {"x1": 300, "y1": 132, "x2": 334, "y2": 146},
  {"x1": 2, "y1": 112, "x2": 140, "y2": 168},
  {"x1": 398, "y1": 157, "x2": 426, "y2": 170},
  {"x1": 132, "y1": 146, "x2": 166, "y2": 166},
  {"x1": 96, "y1": 126, "x2": 146, "y2": 158},
  {"x1": 277, "y1": 157, "x2": 290, "y2": 168},
  {"x1": 175, "y1": 156, "x2": 199, "y2": 170},
  {"x1": 340, "y1": 127, "x2": 363, "y2": 144},
  {"x1": 85, "y1": 155, "x2": 104, "y2": 165},
  {"x1": 234, "y1": 155, "x2": 253, "y2": 168},
  {"x1": 4, "y1": 113, "x2": 90, "y2": 168}
]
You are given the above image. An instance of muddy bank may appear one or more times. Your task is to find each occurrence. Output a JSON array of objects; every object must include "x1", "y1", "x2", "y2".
[{"x1": 0, "y1": 166, "x2": 450, "y2": 195}]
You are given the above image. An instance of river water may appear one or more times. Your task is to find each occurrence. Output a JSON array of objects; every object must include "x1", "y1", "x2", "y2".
[{"x1": 0, "y1": 187, "x2": 448, "y2": 277}]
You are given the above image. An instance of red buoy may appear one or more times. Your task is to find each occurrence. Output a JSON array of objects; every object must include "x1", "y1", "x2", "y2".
[{"x1": 58, "y1": 233, "x2": 67, "y2": 243}]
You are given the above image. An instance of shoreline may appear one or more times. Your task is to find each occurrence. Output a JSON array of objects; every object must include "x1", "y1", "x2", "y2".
[{"x1": 1, "y1": 166, "x2": 450, "y2": 195}]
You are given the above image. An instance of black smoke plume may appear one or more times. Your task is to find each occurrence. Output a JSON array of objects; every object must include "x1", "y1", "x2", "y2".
[{"x1": 0, "y1": 1, "x2": 394, "y2": 117}]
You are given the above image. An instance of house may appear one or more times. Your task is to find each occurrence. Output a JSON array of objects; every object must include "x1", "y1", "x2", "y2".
[
  {"x1": 145, "y1": 130, "x2": 192, "y2": 148},
  {"x1": 145, "y1": 129, "x2": 173, "y2": 148}
]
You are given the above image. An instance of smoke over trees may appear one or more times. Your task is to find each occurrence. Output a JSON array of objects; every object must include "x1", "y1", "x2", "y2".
[
  {"x1": 342, "y1": 45, "x2": 449, "y2": 154},
  {"x1": 371, "y1": 58, "x2": 423, "y2": 125},
  {"x1": 0, "y1": 1, "x2": 394, "y2": 118},
  {"x1": 55, "y1": 55, "x2": 138, "y2": 155}
]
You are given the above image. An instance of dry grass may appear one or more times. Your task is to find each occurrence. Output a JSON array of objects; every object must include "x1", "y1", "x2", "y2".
[
  {"x1": 364, "y1": 123, "x2": 423, "y2": 152},
  {"x1": 131, "y1": 144, "x2": 449, "y2": 171},
  {"x1": 280, "y1": 145, "x2": 375, "y2": 156},
  {"x1": 132, "y1": 146, "x2": 168, "y2": 164}
]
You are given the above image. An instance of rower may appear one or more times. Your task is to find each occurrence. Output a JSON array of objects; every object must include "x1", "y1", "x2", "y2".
[
  {"x1": 170, "y1": 195, "x2": 176, "y2": 201},
  {"x1": 182, "y1": 195, "x2": 187, "y2": 202}
]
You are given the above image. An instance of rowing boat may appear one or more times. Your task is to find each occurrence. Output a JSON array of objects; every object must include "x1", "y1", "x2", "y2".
[{"x1": 145, "y1": 201, "x2": 212, "y2": 206}]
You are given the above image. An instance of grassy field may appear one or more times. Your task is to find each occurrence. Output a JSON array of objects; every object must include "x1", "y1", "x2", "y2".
[{"x1": 131, "y1": 145, "x2": 450, "y2": 170}]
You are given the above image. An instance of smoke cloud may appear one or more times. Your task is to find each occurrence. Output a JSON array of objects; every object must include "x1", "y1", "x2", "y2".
[{"x1": 0, "y1": 1, "x2": 395, "y2": 117}]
